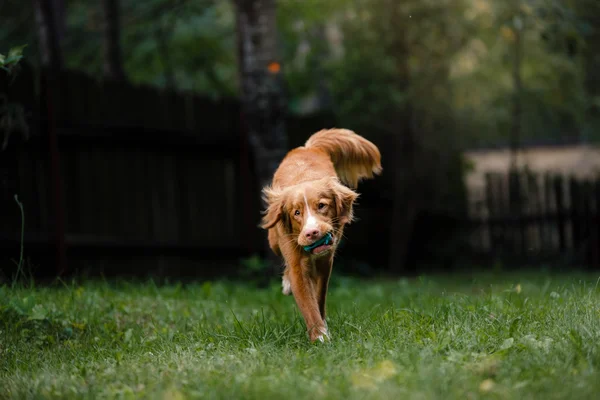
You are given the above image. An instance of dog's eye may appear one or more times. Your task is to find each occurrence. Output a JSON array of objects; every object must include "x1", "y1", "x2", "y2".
[
  {"x1": 318, "y1": 203, "x2": 326, "y2": 210},
  {"x1": 294, "y1": 210, "x2": 301, "y2": 216}
]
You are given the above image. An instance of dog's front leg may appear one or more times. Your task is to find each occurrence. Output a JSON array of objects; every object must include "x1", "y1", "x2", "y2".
[
  {"x1": 315, "y1": 256, "x2": 333, "y2": 325},
  {"x1": 288, "y1": 260, "x2": 328, "y2": 342}
]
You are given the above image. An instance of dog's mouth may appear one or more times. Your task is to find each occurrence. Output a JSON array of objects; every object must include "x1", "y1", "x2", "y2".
[
  {"x1": 303, "y1": 232, "x2": 334, "y2": 255},
  {"x1": 311, "y1": 243, "x2": 332, "y2": 255}
]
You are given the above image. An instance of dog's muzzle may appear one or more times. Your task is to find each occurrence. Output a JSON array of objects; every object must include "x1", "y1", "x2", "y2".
[{"x1": 302, "y1": 232, "x2": 333, "y2": 253}]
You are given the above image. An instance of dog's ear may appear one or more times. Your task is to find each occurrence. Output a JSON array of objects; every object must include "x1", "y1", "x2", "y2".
[
  {"x1": 260, "y1": 186, "x2": 285, "y2": 229},
  {"x1": 330, "y1": 179, "x2": 359, "y2": 225}
]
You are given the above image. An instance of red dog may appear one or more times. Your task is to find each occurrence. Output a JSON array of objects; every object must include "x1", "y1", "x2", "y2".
[{"x1": 260, "y1": 128, "x2": 382, "y2": 342}]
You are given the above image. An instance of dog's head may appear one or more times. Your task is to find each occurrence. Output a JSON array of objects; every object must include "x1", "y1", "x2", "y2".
[{"x1": 260, "y1": 177, "x2": 358, "y2": 256}]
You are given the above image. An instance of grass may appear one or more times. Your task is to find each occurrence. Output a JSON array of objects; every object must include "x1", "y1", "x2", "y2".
[{"x1": 2, "y1": 271, "x2": 600, "y2": 399}]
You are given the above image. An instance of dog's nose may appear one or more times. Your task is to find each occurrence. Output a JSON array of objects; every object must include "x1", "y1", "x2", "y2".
[{"x1": 305, "y1": 229, "x2": 321, "y2": 240}]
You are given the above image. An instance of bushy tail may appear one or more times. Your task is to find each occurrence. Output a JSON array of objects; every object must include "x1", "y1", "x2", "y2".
[{"x1": 305, "y1": 128, "x2": 382, "y2": 188}]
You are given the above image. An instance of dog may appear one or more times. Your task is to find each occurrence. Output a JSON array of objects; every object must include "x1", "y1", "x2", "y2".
[{"x1": 260, "y1": 128, "x2": 382, "y2": 342}]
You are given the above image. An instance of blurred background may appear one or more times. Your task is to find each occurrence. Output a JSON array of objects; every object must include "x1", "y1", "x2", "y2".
[{"x1": 1, "y1": 0, "x2": 599, "y2": 281}]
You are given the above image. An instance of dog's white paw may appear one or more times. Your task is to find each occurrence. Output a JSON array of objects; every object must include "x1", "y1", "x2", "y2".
[
  {"x1": 315, "y1": 325, "x2": 331, "y2": 343},
  {"x1": 315, "y1": 333, "x2": 331, "y2": 343},
  {"x1": 282, "y1": 276, "x2": 292, "y2": 295}
]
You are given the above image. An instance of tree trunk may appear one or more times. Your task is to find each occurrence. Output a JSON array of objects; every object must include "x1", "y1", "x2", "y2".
[
  {"x1": 234, "y1": 0, "x2": 288, "y2": 270},
  {"x1": 33, "y1": 0, "x2": 63, "y2": 69},
  {"x1": 101, "y1": 0, "x2": 127, "y2": 81}
]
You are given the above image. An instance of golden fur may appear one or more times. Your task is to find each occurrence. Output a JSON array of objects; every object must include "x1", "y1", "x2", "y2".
[{"x1": 260, "y1": 128, "x2": 381, "y2": 342}]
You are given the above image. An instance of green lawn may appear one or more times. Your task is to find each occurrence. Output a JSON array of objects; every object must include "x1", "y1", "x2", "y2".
[{"x1": 2, "y1": 271, "x2": 600, "y2": 399}]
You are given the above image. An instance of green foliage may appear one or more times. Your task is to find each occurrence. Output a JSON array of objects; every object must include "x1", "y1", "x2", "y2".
[
  {"x1": 277, "y1": 0, "x2": 346, "y2": 111},
  {"x1": 1, "y1": 0, "x2": 599, "y2": 143},
  {"x1": 0, "y1": 45, "x2": 26, "y2": 72},
  {"x1": 279, "y1": 0, "x2": 600, "y2": 146},
  {"x1": 450, "y1": 0, "x2": 590, "y2": 145},
  {"x1": 62, "y1": 0, "x2": 238, "y2": 95},
  {"x1": 2, "y1": 272, "x2": 600, "y2": 398}
]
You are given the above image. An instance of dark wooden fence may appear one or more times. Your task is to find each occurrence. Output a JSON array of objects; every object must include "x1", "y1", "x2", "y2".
[
  {"x1": 468, "y1": 170, "x2": 600, "y2": 268},
  {"x1": 1, "y1": 65, "x2": 387, "y2": 279},
  {"x1": 0, "y1": 65, "x2": 266, "y2": 279}
]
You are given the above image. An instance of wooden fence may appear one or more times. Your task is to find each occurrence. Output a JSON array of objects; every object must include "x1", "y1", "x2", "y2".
[
  {"x1": 0, "y1": 65, "x2": 263, "y2": 279},
  {"x1": 468, "y1": 170, "x2": 600, "y2": 268},
  {"x1": 1, "y1": 65, "x2": 372, "y2": 279}
]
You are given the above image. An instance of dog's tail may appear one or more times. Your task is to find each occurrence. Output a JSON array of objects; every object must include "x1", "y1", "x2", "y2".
[{"x1": 305, "y1": 128, "x2": 382, "y2": 188}]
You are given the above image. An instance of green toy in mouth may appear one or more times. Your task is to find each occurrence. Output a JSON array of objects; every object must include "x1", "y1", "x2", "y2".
[{"x1": 303, "y1": 232, "x2": 333, "y2": 253}]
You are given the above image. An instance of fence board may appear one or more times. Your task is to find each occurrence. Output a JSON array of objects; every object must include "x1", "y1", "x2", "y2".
[
  {"x1": 593, "y1": 179, "x2": 600, "y2": 268},
  {"x1": 554, "y1": 175, "x2": 568, "y2": 251},
  {"x1": 528, "y1": 172, "x2": 542, "y2": 252},
  {"x1": 543, "y1": 173, "x2": 554, "y2": 250}
]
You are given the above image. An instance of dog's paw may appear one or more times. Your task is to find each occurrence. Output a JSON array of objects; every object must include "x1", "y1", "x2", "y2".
[
  {"x1": 281, "y1": 276, "x2": 292, "y2": 295},
  {"x1": 311, "y1": 326, "x2": 331, "y2": 343},
  {"x1": 315, "y1": 332, "x2": 331, "y2": 343}
]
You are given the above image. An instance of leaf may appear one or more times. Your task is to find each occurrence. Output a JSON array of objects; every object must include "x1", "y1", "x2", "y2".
[
  {"x1": 500, "y1": 337, "x2": 514, "y2": 350},
  {"x1": 0, "y1": 45, "x2": 26, "y2": 67},
  {"x1": 520, "y1": 335, "x2": 554, "y2": 352},
  {"x1": 4, "y1": 54, "x2": 23, "y2": 65},
  {"x1": 8, "y1": 44, "x2": 27, "y2": 59},
  {"x1": 29, "y1": 304, "x2": 48, "y2": 321}
]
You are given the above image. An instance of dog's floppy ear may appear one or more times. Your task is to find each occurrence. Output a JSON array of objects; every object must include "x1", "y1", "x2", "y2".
[
  {"x1": 330, "y1": 178, "x2": 359, "y2": 225},
  {"x1": 260, "y1": 186, "x2": 285, "y2": 229}
]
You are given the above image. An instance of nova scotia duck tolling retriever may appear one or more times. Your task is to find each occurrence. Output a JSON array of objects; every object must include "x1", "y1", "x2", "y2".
[{"x1": 260, "y1": 128, "x2": 382, "y2": 342}]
